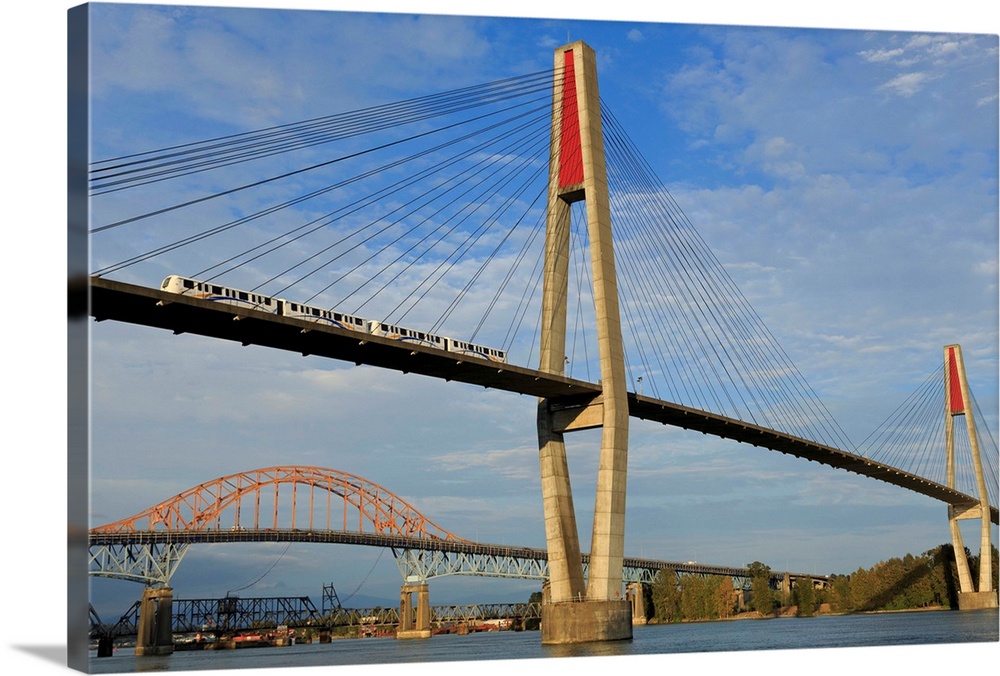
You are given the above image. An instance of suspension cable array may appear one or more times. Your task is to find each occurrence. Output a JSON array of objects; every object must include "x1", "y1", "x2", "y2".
[
  {"x1": 91, "y1": 65, "x2": 872, "y2": 451},
  {"x1": 859, "y1": 365, "x2": 999, "y2": 507}
]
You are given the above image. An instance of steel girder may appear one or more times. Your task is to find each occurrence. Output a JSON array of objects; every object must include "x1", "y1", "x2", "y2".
[
  {"x1": 391, "y1": 548, "x2": 760, "y2": 594},
  {"x1": 170, "y1": 596, "x2": 323, "y2": 633},
  {"x1": 429, "y1": 603, "x2": 541, "y2": 622},
  {"x1": 89, "y1": 542, "x2": 190, "y2": 585},
  {"x1": 393, "y1": 547, "x2": 550, "y2": 581}
]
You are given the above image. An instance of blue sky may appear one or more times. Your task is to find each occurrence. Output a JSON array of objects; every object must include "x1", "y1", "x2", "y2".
[{"x1": 4, "y1": 1, "x2": 999, "y2": 674}]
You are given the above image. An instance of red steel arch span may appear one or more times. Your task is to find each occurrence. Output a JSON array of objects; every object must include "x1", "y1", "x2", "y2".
[{"x1": 90, "y1": 466, "x2": 466, "y2": 542}]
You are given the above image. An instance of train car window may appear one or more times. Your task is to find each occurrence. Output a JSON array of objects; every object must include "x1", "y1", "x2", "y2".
[
  {"x1": 238, "y1": 291, "x2": 248, "y2": 301},
  {"x1": 212, "y1": 285, "x2": 223, "y2": 295},
  {"x1": 183, "y1": 279, "x2": 194, "y2": 289}
]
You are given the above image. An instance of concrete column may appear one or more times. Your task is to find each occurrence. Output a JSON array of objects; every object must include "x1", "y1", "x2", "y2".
[
  {"x1": 536, "y1": 51, "x2": 585, "y2": 605},
  {"x1": 135, "y1": 586, "x2": 174, "y2": 656},
  {"x1": 398, "y1": 586, "x2": 413, "y2": 632},
  {"x1": 627, "y1": 583, "x2": 646, "y2": 625},
  {"x1": 397, "y1": 583, "x2": 431, "y2": 639},
  {"x1": 536, "y1": 41, "x2": 632, "y2": 644},
  {"x1": 944, "y1": 345, "x2": 997, "y2": 609},
  {"x1": 572, "y1": 43, "x2": 630, "y2": 605}
]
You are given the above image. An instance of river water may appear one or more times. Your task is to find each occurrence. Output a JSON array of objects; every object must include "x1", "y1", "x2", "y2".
[{"x1": 89, "y1": 609, "x2": 998, "y2": 674}]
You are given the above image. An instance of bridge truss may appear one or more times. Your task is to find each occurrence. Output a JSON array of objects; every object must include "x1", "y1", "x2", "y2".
[
  {"x1": 91, "y1": 598, "x2": 542, "y2": 639},
  {"x1": 89, "y1": 465, "x2": 823, "y2": 591}
]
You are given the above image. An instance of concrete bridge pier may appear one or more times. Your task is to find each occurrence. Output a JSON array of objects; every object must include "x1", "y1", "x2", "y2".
[
  {"x1": 536, "y1": 40, "x2": 633, "y2": 645},
  {"x1": 627, "y1": 583, "x2": 647, "y2": 625},
  {"x1": 397, "y1": 582, "x2": 431, "y2": 639},
  {"x1": 944, "y1": 345, "x2": 998, "y2": 610},
  {"x1": 135, "y1": 586, "x2": 174, "y2": 656}
]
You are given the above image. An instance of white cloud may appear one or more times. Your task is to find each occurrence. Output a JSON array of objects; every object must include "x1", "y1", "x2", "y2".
[
  {"x1": 879, "y1": 70, "x2": 932, "y2": 97},
  {"x1": 858, "y1": 47, "x2": 905, "y2": 62}
]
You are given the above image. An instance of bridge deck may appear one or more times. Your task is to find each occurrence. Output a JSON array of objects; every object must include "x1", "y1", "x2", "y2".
[
  {"x1": 86, "y1": 276, "x2": 997, "y2": 525},
  {"x1": 88, "y1": 528, "x2": 817, "y2": 581}
]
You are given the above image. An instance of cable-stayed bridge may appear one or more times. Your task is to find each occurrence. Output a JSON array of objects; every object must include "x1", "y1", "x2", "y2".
[
  {"x1": 81, "y1": 40, "x2": 998, "y2": 649},
  {"x1": 88, "y1": 275, "x2": 997, "y2": 523}
]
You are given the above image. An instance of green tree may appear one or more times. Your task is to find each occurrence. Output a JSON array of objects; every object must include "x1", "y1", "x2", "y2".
[
  {"x1": 680, "y1": 574, "x2": 718, "y2": 620},
  {"x1": 795, "y1": 577, "x2": 815, "y2": 617},
  {"x1": 828, "y1": 575, "x2": 852, "y2": 613},
  {"x1": 747, "y1": 561, "x2": 776, "y2": 617},
  {"x1": 651, "y1": 568, "x2": 682, "y2": 623},
  {"x1": 525, "y1": 591, "x2": 543, "y2": 630},
  {"x1": 714, "y1": 576, "x2": 736, "y2": 619}
]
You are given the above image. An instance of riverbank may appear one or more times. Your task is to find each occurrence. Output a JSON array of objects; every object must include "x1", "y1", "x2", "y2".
[{"x1": 647, "y1": 602, "x2": 955, "y2": 625}]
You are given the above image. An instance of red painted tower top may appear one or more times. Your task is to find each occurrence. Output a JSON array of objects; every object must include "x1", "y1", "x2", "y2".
[
  {"x1": 557, "y1": 48, "x2": 585, "y2": 190},
  {"x1": 947, "y1": 346, "x2": 965, "y2": 414}
]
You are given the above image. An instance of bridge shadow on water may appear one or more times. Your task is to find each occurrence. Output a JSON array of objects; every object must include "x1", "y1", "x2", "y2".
[{"x1": 541, "y1": 639, "x2": 634, "y2": 660}]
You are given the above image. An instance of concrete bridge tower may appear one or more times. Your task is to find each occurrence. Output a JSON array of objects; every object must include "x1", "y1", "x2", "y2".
[
  {"x1": 944, "y1": 344, "x2": 998, "y2": 609},
  {"x1": 536, "y1": 41, "x2": 632, "y2": 643}
]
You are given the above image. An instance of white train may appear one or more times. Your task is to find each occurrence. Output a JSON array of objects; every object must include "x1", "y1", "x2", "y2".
[
  {"x1": 160, "y1": 274, "x2": 281, "y2": 314},
  {"x1": 160, "y1": 274, "x2": 507, "y2": 363}
]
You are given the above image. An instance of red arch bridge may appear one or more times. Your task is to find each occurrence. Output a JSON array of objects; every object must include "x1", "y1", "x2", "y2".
[{"x1": 89, "y1": 465, "x2": 824, "y2": 590}]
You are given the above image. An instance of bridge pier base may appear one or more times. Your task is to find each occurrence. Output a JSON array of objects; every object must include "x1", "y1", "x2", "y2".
[
  {"x1": 957, "y1": 591, "x2": 999, "y2": 610},
  {"x1": 541, "y1": 599, "x2": 632, "y2": 644},
  {"x1": 397, "y1": 583, "x2": 431, "y2": 639},
  {"x1": 96, "y1": 636, "x2": 113, "y2": 657},
  {"x1": 135, "y1": 586, "x2": 174, "y2": 656},
  {"x1": 626, "y1": 583, "x2": 646, "y2": 625}
]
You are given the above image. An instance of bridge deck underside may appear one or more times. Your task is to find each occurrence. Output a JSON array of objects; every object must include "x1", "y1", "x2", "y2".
[{"x1": 85, "y1": 277, "x2": 996, "y2": 525}]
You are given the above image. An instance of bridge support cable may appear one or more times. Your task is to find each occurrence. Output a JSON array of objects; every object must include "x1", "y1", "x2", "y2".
[
  {"x1": 90, "y1": 70, "x2": 557, "y2": 193},
  {"x1": 970, "y1": 392, "x2": 999, "y2": 509},
  {"x1": 90, "y1": 62, "x2": 573, "y2": 367},
  {"x1": 259, "y1": 112, "x2": 550, "y2": 306},
  {"x1": 94, "y1": 73, "x2": 551, "y2": 312},
  {"x1": 89, "y1": 72, "x2": 555, "y2": 204},
  {"x1": 200, "y1": 110, "x2": 549, "y2": 288},
  {"x1": 604, "y1": 105, "x2": 853, "y2": 448},
  {"x1": 859, "y1": 367, "x2": 945, "y2": 482},
  {"x1": 598, "y1": 104, "x2": 856, "y2": 452},
  {"x1": 94, "y1": 106, "x2": 547, "y2": 279},
  {"x1": 96, "y1": 101, "x2": 551, "y2": 291},
  {"x1": 367, "y1": 146, "x2": 548, "y2": 330},
  {"x1": 860, "y1": 359, "x2": 998, "y2": 514}
]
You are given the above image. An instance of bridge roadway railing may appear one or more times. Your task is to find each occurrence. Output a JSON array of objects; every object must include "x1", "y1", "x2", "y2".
[
  {"x1": 89, "y1": 528, "x2": 825, "y2": 588},
  {"x1": 87, "y1": 277, "x2": 996, "y2": 525}
]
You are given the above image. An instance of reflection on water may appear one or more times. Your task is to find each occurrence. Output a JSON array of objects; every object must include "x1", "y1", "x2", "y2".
[{"x1": 542, "y1": 638, "x2": 633, "y2": 660}]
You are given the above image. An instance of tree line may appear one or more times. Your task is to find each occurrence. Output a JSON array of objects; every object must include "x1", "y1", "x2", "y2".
[{"x1": 638, "y1": 544, "x2": 998, "y2": 623}]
